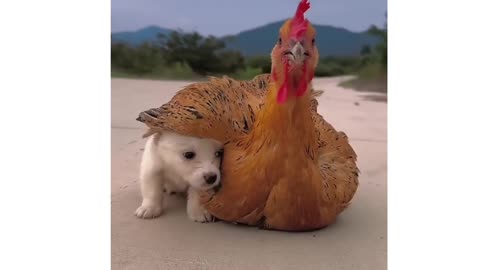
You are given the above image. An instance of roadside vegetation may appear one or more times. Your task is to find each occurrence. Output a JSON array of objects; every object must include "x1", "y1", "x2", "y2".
[
  {"x1": 112, "y1": 21, "x2": 387, "y2": 93},
  {"x1": 340, "y1": 18, "x2": 387, "y2": 93}
]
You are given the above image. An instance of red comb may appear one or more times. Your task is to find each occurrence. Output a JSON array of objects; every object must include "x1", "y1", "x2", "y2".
[{"x1": 290, "y1": 0, "x2": 310, "y2": 40}]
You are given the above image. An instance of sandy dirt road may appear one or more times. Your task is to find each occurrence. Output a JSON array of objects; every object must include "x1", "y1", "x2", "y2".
[{"x1": 111, "y1": 76, "x2": 387, "y2": 270}]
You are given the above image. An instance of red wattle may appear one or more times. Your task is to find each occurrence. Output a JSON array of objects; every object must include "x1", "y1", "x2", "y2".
[
  {"x1": 295, "y1": 65, "x2": 309, "y2": 97},
  {"x1": 295, "y1": 80, "x2": 308, "y2": 97},
  {"x1": 277, "y1": 62, "x2": 290, "y2": 103},
  {"x1": 277, "y1": 83, "x2": 288, "y2": 103}
]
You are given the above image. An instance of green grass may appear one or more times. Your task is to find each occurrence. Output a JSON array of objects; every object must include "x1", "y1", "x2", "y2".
[
  {"x1": 340, "y1": 63, "x2": 387, "y2": 93},
  {"x1": 111, "y1": 63, "x2": 202, "y2": 81},
  {"x1": 357, "y1": 63, "x2": 385, "y2": 80},
  {"x1": 111, "y1": 68, "x2": 139, "y2": 79},
  {"x1": 112, "y1": 65, "x2": 265, "y2": 82},
  {"x1": 230, "y1": 67, "x2": 263, "y2": 80}
]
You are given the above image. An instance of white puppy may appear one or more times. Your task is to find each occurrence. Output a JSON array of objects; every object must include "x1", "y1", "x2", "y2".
[{"x1": 135, "y1": 131, "x2": 223, "y2": 222}]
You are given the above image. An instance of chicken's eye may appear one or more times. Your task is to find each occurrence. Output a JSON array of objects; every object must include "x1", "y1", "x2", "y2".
[
  {"x1": 312, "y1": 38, "x2": 315, "y2": 45},
  {"x1": 215, "y1": 149, "x2": 224, "y2": 158},
  {"x1": 183, "y1": 151, "x2": 196, "y2": 160},
  {"x1": 278, "y1": 37, "x2": 282, "y2": 45}
]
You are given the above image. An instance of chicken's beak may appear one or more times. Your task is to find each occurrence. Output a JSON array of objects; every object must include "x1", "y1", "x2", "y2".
[{"x1": 285, "y1": 41, "x2": 307, "y2": 66}]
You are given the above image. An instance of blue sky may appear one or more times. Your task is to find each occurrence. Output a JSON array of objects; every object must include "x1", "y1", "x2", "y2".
[{"x1": 112, "y1": 0, "x2": 387, "y2": 35}]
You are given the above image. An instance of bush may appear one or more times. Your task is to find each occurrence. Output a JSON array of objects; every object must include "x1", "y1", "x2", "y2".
[
  {"x1": 218, "y1": 50, "x2": 245, "y2": 74},
  {"x1": 111, "y1": 25, "x2": 386, "y2": 80},
  {"x1": 367, "y1": 22, "x2": 387, "y2": 71},
  {"x1": 314, "y1": 60, "x2": 350, "y2": 77},
  {"x1": 339, "y1": 17, "x2": 388, "y2": 93},
  {"x1": 247, "y1": 56, "x2": 271, "y2": 74},
  {"x1": 159, "y1": 31, "x2": 245, "y2": 75},
  {"x1": 231, "y1": 66, "x2": 263, "y2": 80},
  {"x1": 111, "y1": 43, "x2": 136, "y2": 70},
  {"x1": 322, "y1": 56, "x2": 363, "y2": 73},
  {"x1": 131, "y1": 43, "x2": 162, "y2": 74},
  {"x1": 111, "y1": 42, "x2": 163, "y2": 75},
  {"x1": 112, "y1": 31, "x2": 247, "y2": 78},
  {"x1": 155, "y1": 62, "x2": 196, "y2": 79}
]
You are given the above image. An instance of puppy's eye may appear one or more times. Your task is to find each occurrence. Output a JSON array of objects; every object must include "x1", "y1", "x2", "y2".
[
  {"x1": 215, "y1": 150, "x2": 224, "y2": 158},
  {"x1": 183, "y1": 151, "x2": 196, "y2": 160}
]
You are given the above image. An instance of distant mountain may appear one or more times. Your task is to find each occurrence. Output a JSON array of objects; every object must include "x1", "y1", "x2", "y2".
[
  {"x1": 111, "y1": 22, "x2": 379, "y2": 56},
  {"x1": 225, "y1": 21, "x2": 379, "y2": 56},
  {"x1": 111, "y1": 26, "x2": 172, "y2": 46}
]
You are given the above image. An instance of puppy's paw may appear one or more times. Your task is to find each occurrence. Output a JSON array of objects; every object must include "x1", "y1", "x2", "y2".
[
  {"x1": 187, "y1": 187, "x2": 214, "y2": 223},
  {"x1": 188, "y1": 208, "x2": 214, "y2": 223},
  {"x1": 135, "y1": 204, "x2": 163, "y2": 219}
]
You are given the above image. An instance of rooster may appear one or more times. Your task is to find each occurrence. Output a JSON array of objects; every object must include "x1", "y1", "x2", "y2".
[{"x1": 137, "y1": 0, "x2": 359, "y2": 231}]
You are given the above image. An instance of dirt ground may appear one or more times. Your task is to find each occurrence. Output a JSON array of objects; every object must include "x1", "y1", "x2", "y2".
[{"x1": 111, "y1": 76, "x2": 387, "y2": 270}]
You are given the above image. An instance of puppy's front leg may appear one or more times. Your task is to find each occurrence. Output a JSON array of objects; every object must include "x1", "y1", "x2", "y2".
[
  {"x1": 135, "y1": 170, "x2": 164, "y2": 219},
  {"x1": 187, "y1": 187, "x2": 214, "y2": 223}
]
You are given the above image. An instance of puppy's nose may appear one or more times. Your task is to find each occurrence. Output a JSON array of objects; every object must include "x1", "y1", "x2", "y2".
[{"x1": 204, "y1": 173, "x2": 217, "y2": 185}]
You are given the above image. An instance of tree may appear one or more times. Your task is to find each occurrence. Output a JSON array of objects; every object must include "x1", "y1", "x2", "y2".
[
  {"x1": 247, "y1": 55, "x2": 271, "y2": 73},
  {"x1": 218, "y1": 51, "x2": 245, "y2": 73},
  {"x1": 111, "y1": 42, "x2": 163, "y2": 74},
  {"x1": 111, "y1": 43, "x2": 136, "y2": 70},
  {"x1": 158, "y1": 31, "x2": 244, "y2": 75},
  {"x1": 367, "y1": 13, "x2": 387, "y2": 70},
  {"x1": 131, "y1": 43, "x2": 161, "y2": 74},
  {"x1": 360, "y1": 45, "x2": 372, "y2": 56}
]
